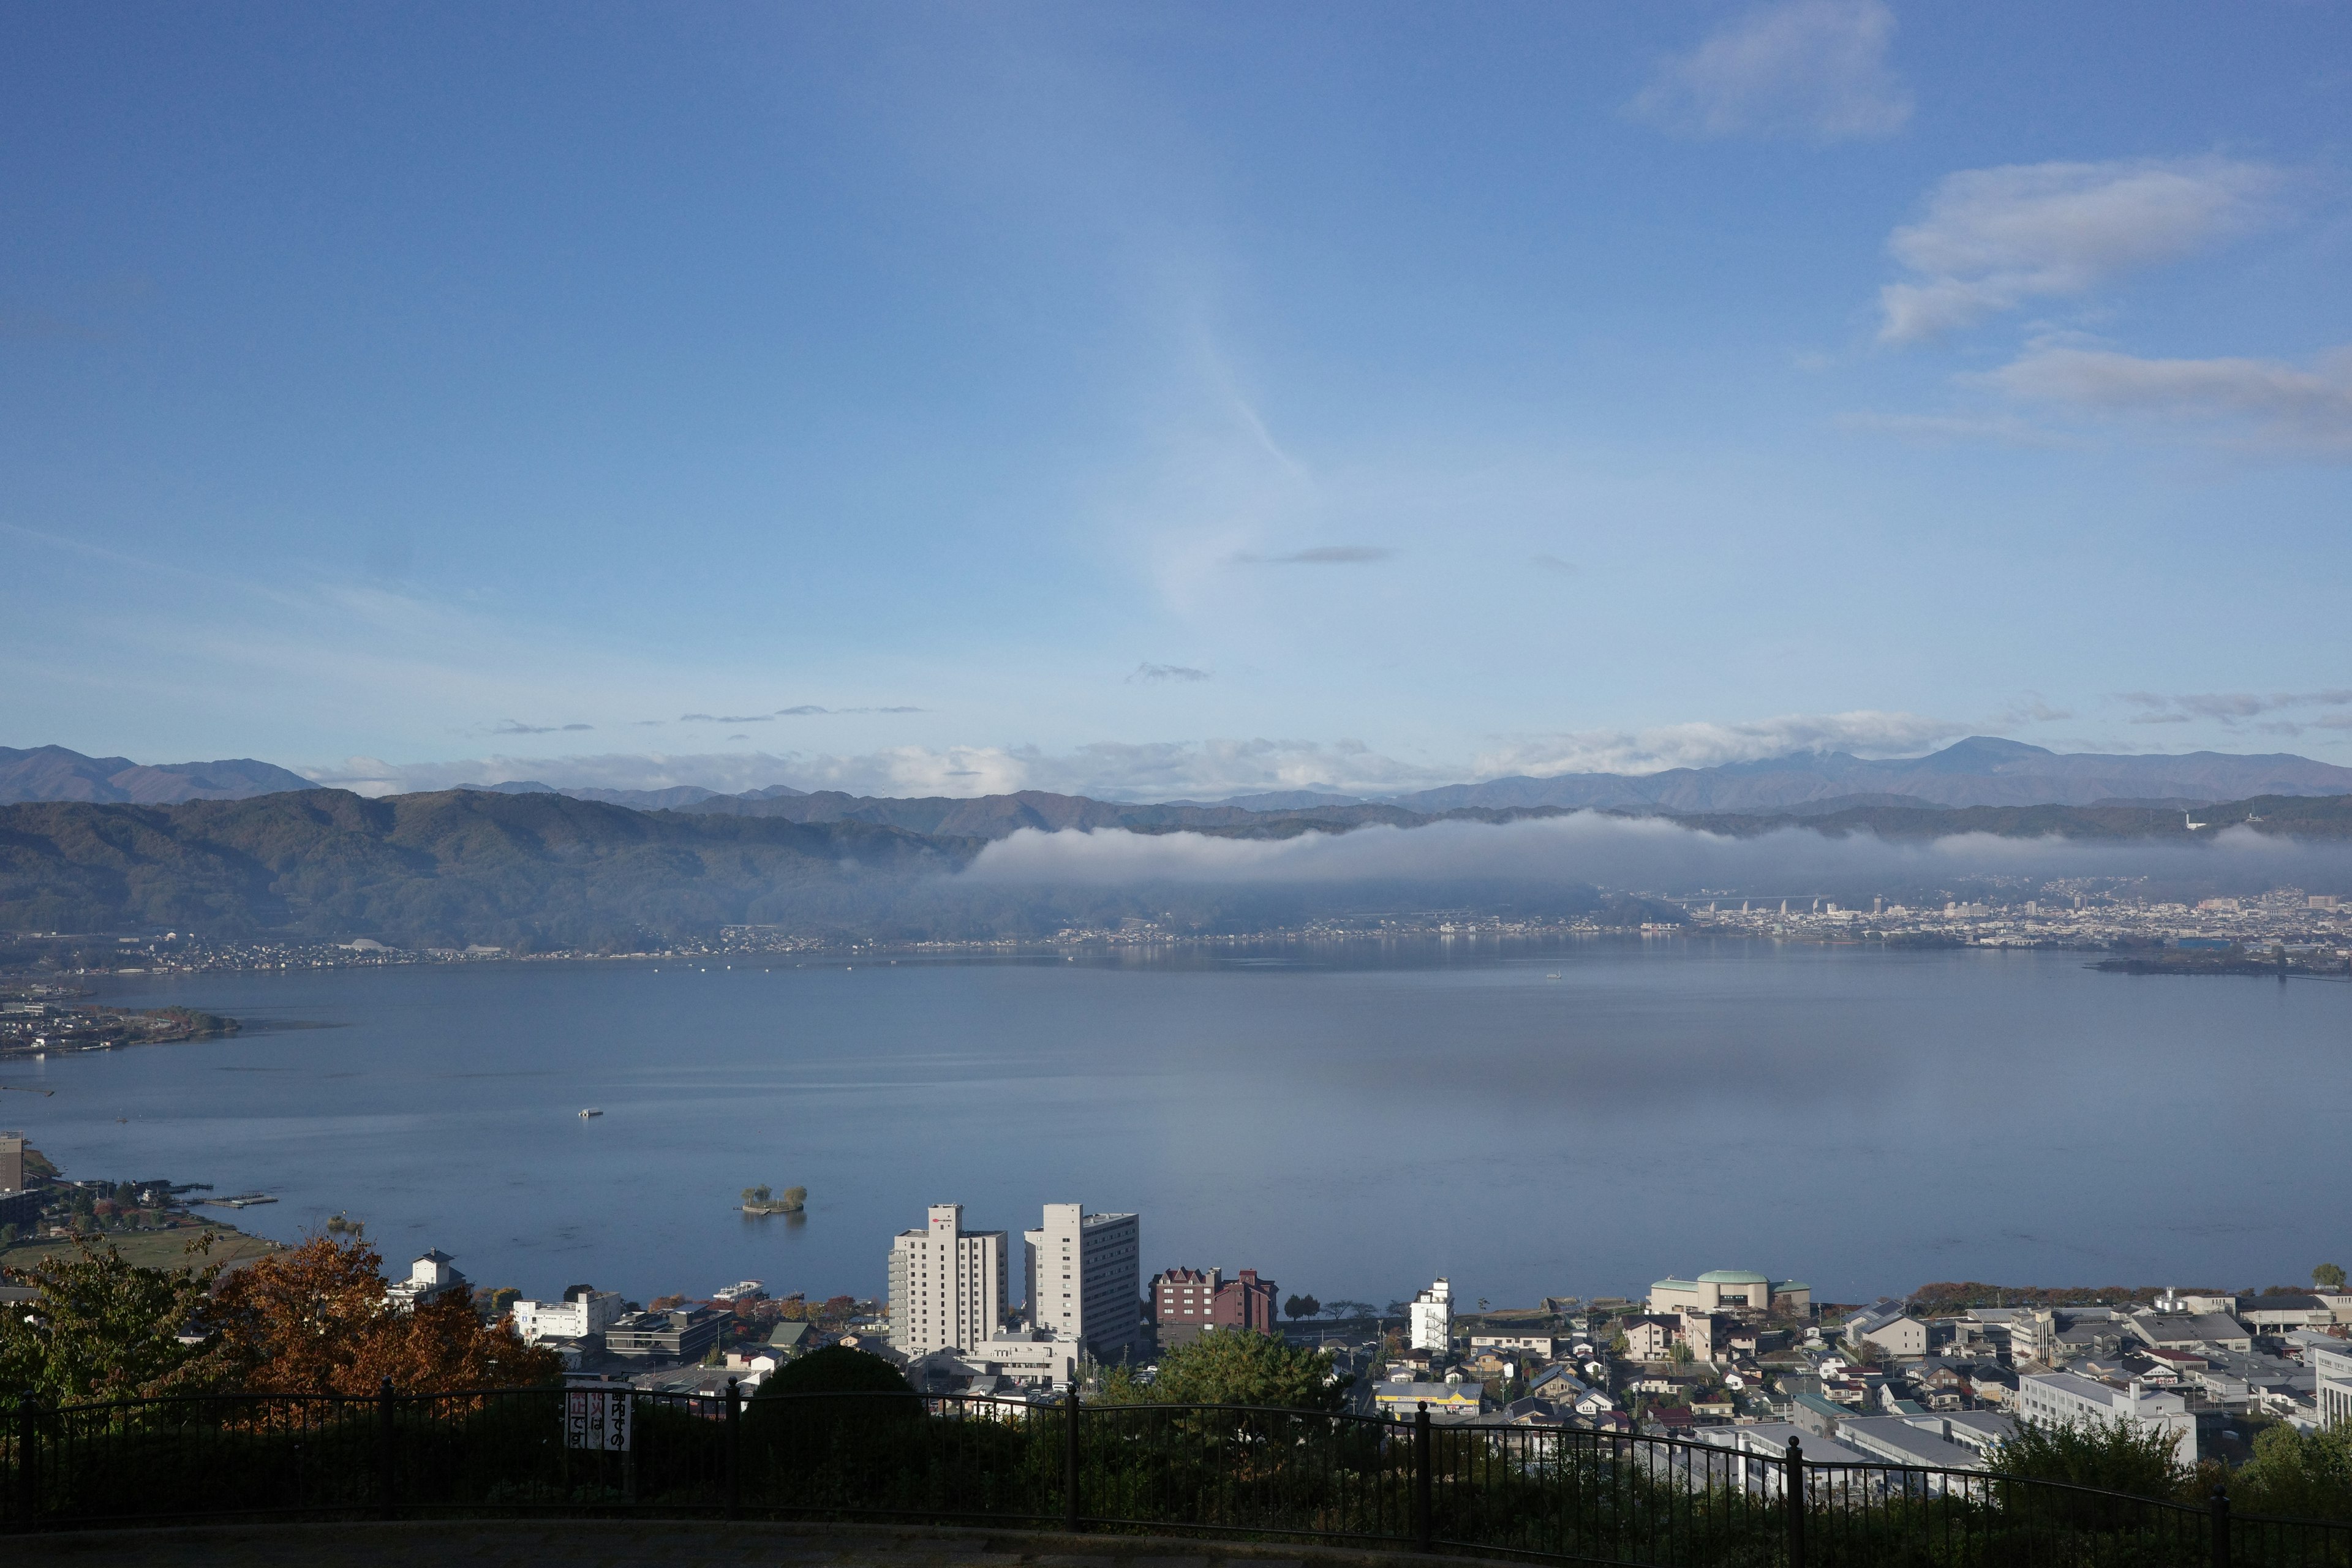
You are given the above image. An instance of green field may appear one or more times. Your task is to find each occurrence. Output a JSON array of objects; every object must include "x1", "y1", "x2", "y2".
[{"x1": 0, "y1": 1219, "x2": 279, "y2": 1276}]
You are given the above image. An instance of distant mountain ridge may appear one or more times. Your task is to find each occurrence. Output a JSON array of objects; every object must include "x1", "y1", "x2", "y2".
[
  {"x1": 9, "y1": 737, "x2": 2351, "y2": 818},
  {"x1": 0, "y1": 745, "x2": 316, "y2": 805},
  {"x1": 1378, "y1": 737, "x2": 2352, "y2": 813}
]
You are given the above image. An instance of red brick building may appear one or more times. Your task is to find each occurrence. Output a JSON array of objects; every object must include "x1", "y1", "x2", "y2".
[{"x1": 1150, "y1": 1267, "x2": 1279, "y2": 1347}]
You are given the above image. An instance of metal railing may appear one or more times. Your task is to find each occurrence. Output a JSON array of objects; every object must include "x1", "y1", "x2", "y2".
[{"x1": 7, "y1": 1385, "x2": 2350, "y2": 1566}]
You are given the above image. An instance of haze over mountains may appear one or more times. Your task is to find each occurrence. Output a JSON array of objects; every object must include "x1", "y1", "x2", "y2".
[
  {"x1": 10, "y1": 733, "x2": 2352, "y2": 949},
  {"x1": 11, "y1": 738, "x2": 2352, "y2": 821}
]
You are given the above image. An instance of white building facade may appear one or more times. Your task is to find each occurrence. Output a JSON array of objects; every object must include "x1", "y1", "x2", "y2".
[
  {"x1": 2018, "y1": 1372, "x2": 2200, "y2": 1463},
  {"x1": 1409, "y1": 1278, "x2": 1453, "y2": 1352},
  {"x1": 2316, "y1": 1343, "x2": 2352, "y2": 1429},
  {"x1": 889, "y1": 1203, "x2": 1008, "y2": 1357},
  {"x1": 1022, "y1": 1202, "x2": 1140, "y2": 1362},
  {"x1": 512, "y1": 1285, "x2": 626, "y2": 1346},
  {"x1": 386, "y1": 1249, "x2": 469, "y2": 1311}
]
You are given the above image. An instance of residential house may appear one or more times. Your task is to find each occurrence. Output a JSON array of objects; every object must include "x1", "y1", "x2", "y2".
[
  {"x1": 1622, "y1": 1314, "x2": 1679, "y2": 1361},
  {"x1": 1471, "y1": 1333, "x2": 1556, "y2": 1356},
  {"x1": 1787, "y1": 1390, "x2": 1847, "y2": 1440},
  {"x1": 1844, "y1": 1300, "x2": 1928, "y2": 1359},
  {"x1": 1680, "y1": 1312, "x2": 1736, "y2": 1364},
  {"x1": 1373, "y1": 1376, "x2": 1483, "y2": 1418}
]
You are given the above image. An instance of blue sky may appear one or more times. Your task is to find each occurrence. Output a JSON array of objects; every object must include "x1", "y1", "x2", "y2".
[{"x1": 4, "y1": 2, "x2": 2350, "y2": 799}]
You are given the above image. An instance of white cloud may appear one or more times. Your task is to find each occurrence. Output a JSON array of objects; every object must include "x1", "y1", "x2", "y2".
[
  {"x1": 1985, "y1": 342, "x2": 2352, "y2": 454},
  {"x1": 1632, "y1": 0, "x2": 1912, "y2": 143},
  {"x1": 1877, "y1": 158, "x2": 2280, "y2": 344},
  {"x1": 963, "y1": 813, "x2": 2333, "y2": 891},
  {"x1": 1472, "y1": 710, "x2": 1961, "y2": 778}
]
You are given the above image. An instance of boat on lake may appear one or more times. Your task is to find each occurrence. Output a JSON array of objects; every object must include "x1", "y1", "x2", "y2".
[{"x1": 579, "y1": 1107, "x2": 602, "y2": 1118}]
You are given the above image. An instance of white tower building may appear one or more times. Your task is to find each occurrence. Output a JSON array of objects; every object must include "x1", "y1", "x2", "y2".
[
  {"x1": 1023, "y1": 1202, "x2": 1142, "y2": 1362},
  {"x1": 888, "y1": 1203, "x2": 1008, "y2": 1357},
  {"x1": 1409, "y1": 1278, "x2": 1453, "y2": 1352}
]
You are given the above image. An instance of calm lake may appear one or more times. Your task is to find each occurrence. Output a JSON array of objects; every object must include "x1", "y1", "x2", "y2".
[{"x1": 17, "y1": 941, "x2": 2348, "y2": 1310}]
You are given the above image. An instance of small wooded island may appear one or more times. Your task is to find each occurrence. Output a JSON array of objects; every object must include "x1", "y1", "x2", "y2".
[{"x1": 741, "y1": 1184, "x2": 806, "y2": 1215}]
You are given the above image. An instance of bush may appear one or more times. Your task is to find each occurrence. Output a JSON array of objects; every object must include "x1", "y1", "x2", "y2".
[
  {"x1": 1990, "y1": 1416, "x2": 2190, "y2": 1500},
  {"x1": 757, "y1": 1345, "x2": 913, "y2": 1397},
  {"x1": 2228, "y1": 1422, "x2": 2352, "y2": 1521}
]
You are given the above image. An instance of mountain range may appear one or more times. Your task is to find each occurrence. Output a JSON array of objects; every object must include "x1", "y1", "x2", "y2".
[
  {"x1": 6, "y1": 780, "x2": 2352, "y2": 952},
  {"x1": 12, "y1": 737, "x2": 2351, "y2": 819},
  {"x1": 0, "y1": 745, "x2": 315, "y2": 805}
]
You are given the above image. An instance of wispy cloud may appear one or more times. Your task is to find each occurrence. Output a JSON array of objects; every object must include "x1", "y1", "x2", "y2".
[
  {"x1": 1984, "y1": 342, "x2": 2352, "y2": 456},
  {"x1": 1632, "y1": 0, "x2": 1912, "y2": 143},
  {"x1": 1231, "y1": 545, "x2": 1395, "y2": 565},
  {"x1": 1836, "y1": 410, "x2": 2082, "y2": 449},
  {"x1": 1992, "y1": 698, "x2": 2073, "y2": 726},
  {"x1": 1475, "y1": 710, "x2": 1962, "y2": 778},
  {"x1": 2120, "y1": 689, "x2": 2352, "y2": 735},
  {"x1": 680, "y1": 712, "x2": 774, "y2": 724},
  {"x1": 774, "y1": 704, "x2": 925, "y2": 715},
  {"x1": 1529, "y1": 553, "x2": 1578, "y2": 576},
  {"x1": 1128, "y1": 663, "x2": 1212, "y2": 683},
  {"x1": 490, "y1": 720, "x2": 594, "y2": 735},
  {"x1": 1877, "y1": 157, "x2": 2279, "y2": 344}
]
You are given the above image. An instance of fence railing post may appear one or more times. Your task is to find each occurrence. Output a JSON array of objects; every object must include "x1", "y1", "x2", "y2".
[
  {"x1": 375, "y1": 1378, "x2": 397, "y2": 1521},
  {"x1": 1063, "y1": 1384, "x2": 1082, "y2": 1532},
  {"x1": 1414, "y1": 1402, "x2": 1433, "y2": 1553},
  {"x1": 2210, "y1": 1483, "x2": 2231, "y2": 1568},
  {"x1": 725, "y1": 1378, "x2": 743, "y2": 1520},
  {"x1": 1785, "y1": 1435, "x2": 1805, "y2": 1568},
  {"x1": 13, "y1": 1393, "x2": 40, "y2": 1531}
]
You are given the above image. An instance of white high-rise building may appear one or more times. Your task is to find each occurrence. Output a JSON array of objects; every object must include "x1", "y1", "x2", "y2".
[
  {"x1": 512, "y1": 1284, "x2": 627, "y2": 1346},
  {"x1": 1409, "y1": 1278, "x2": 1453, "y2": 1352},
  {"x1": 888, "y1": 1203, "x2": 1008, "y2": 1357},
  {"x1": 1023, "y1": 1202, "x2": 1141, "y2": 1362}
]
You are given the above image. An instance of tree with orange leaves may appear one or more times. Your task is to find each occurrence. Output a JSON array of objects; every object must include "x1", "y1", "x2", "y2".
[{"x1": 208, "y1": 1230, "x2": 559, "y2": 1395}]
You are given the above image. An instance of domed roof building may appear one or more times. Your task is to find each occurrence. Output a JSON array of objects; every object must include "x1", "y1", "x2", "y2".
[{"x1": 1648, "y1": 1270, "x2": 1810, "y2": 1315}]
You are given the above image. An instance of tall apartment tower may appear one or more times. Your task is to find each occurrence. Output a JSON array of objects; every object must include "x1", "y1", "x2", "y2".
[
  {"x1": 1409, "y1": 1278, "x2": 1453, "y2": 1352},
  {"x1": 888, "y1": 1203, "x2": 1008, "y2": 1357},
  {"x1": 1023, "y1": 1202, "x2": 1141, "y2": 1362},
  {"x1": 0, "y1": 1133, "x2": 24, "y2": 1193}
]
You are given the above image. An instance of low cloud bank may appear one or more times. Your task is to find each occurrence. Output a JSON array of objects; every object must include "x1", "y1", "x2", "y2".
[{"x1": 965, "y1": 813, "x2": 2351, "y2": 898}]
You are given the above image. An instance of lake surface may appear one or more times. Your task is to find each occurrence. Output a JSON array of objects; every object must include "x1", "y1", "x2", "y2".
[{"x1": 13, "y1": 941, "x2": 2346, "y2": 1310}]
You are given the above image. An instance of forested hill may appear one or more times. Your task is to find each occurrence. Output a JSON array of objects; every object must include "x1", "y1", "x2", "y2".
[
  {"x1": 4, "y1": 786, "x2": 2349, "y2": 951},
  {"x1": 0, "y1": 788, "x2": 978, "y2": 951}
]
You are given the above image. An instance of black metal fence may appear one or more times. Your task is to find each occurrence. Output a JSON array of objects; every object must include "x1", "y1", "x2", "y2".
[{"x1": 7, "y1": 1384, "x2": 2351, "y2": 1567}]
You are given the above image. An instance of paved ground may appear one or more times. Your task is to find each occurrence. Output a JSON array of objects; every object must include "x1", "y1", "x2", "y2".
[{"x1": 12, "y1": 1520, "x2": 1461, "y2": 1568}]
